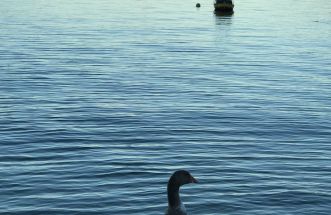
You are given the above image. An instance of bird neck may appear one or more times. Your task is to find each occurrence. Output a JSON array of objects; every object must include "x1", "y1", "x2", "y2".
[{"x1": 167, "y1": 181, "x2": 181, "y2": 208}]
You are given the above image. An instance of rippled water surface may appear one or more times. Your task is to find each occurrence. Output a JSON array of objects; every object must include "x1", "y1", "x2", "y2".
[{"x1": 1, "y1": 0, "x2": 331, "y2": 214}]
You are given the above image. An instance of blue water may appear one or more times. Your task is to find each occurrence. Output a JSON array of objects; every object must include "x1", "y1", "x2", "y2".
[{"x1": 1, "y1": 0, "x2": 331, "y2": 214}]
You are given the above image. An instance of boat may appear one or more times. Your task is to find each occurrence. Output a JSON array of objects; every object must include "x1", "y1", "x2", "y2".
[{"x1": 214, "y1": 0, "x2": 234, "y2": 12}]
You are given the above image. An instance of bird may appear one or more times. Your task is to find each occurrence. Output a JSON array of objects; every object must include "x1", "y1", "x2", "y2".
[{"x1": 165, "y1": 170, "x2": 198, "y2": 215}]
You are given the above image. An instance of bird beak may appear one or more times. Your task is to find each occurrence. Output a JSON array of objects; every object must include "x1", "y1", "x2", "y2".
[{"x1": 190, "y1": 176, "x2": 198, "y2": 183}]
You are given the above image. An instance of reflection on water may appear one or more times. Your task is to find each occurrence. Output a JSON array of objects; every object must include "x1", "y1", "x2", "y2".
[
  {"x1": 214, "y1": 15, "x2": 233, "y2": 25},
  {"x1": 214, "y1": 11, "x2": 233, "y2": 26}
]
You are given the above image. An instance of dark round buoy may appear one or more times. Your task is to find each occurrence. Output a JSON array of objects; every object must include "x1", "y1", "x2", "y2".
[{"x1": 196, "y1": 3, "x2": 201, "y2": 8}]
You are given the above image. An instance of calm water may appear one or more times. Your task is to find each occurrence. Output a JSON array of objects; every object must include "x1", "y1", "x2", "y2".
[{"x1": 1, "y1": 0, "x2": 331, "y2": 214}]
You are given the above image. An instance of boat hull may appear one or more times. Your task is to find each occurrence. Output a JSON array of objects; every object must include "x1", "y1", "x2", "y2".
[{"x1": 214, "y1": 3, "x2": 234, "y2": 12}]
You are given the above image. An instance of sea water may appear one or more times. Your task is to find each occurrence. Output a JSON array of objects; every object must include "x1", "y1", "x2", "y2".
[{"x1": 0, "y1": 0, "x2": 330, "y2": 214}]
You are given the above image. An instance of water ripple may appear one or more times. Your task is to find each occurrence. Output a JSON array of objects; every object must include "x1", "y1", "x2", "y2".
[{"x1": 1, "y1": 0, "x2": 331, "y2": 214}]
